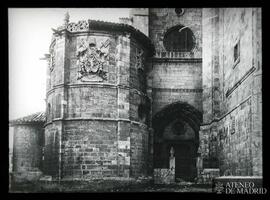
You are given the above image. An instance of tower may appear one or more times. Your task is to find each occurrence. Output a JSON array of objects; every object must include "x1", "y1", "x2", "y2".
[
  {"x1": 43, "y1": 15, "x2": 154, "y2": 180},
  {"x1": 144, "y1": 8, "x2": 203, "y2": 181},
  {"x1": 129, "y1": 8, "x2": 149, "y2": 36}
]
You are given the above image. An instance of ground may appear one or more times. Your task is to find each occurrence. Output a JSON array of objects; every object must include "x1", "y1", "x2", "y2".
[{"x1": 10, "y1": 180, "x2": 213, "y2": 193}]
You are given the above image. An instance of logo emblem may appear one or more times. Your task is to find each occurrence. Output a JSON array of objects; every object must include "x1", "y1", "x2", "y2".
[{"x1": 215, "y1": 182, "x2": 224, "y2": 194}]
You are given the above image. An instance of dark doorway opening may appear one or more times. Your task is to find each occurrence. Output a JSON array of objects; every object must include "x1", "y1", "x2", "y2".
[
  {"x1": 152, "y1": 102, "x2": 202, "y2": 182},
  {"x1": 169, "y1": 141, "x2": 197, "y2": 181}
]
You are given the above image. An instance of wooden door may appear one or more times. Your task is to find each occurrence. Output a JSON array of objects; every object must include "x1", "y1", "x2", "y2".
[{"x1": 173, "y1": 142, "x2": 196, "y2": 181}]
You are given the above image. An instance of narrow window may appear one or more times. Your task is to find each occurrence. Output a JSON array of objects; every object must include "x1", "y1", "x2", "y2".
[
  {"x1": 233, "y1": 39, "x2": 240, "y2": 67},
  {"x1": 230, "y1": 116, "x2": 235, "y2": 134}
]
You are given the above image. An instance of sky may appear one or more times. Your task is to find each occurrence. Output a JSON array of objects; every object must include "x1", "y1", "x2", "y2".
[
  {"x1": 9, "y1": 8, "x2": 130, "y2": 120},
  {"x1": 8, "y1": 8, "x2": 130, "y2": 148}
]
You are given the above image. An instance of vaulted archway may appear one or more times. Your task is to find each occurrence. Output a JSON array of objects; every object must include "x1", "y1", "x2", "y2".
[{"x1": 152, "y1": 102, "x2": 202, "y2": 181}]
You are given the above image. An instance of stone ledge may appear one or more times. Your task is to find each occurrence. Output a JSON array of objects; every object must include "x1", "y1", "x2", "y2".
[
  {"x1": 196, "y1": 168, "x2": 220, "y2": 184},
  {"x1": 226, "y1": 66, "x2": 256, "y2": 97},
  {"x1": 152, "y1": 57, "x2": 202, "y2": 63},
  {"x1": 152, "y1": 87, "x2": 203, "y2": 93},
  {"x1": 44, "y1": 117, "x2": 148, "y2": 128},
  {"x1": 216, "y1": 176, "x2": 262, "y2": 179},
  {"x1": 46, "y1": 83, "x2": 149, "y2": 97},
  {"x1": 200, "y1": 95, "x2": 251, "y2": 126}
]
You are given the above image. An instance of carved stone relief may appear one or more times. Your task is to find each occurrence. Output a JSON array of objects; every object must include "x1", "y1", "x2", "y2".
[
  {"x1": 76, "y1": 37, "x2": 110, "y2": 82},
  {"x1": 49, "y1": 38, "x2": 56, "y2": 72},
  {"x1": 135, "y1": 47, "x2": 146, "y2": 90},
  {"x1": 135, "y1": 48, "x2": 144, "y2": 70}
]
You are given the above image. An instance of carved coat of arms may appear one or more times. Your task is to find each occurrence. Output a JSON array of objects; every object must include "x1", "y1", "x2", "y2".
[{"x1": 76, "y1": 38, "x2": 110, "y2": 82}]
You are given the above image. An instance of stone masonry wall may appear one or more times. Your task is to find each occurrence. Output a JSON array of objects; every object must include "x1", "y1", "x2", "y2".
[
  {"x1": 130, "y1": 8, "x2": 149, "y2": 36},
  {"x1": 130, "y1": 123, "x2": 148, "y2": 177},
  {"x1": 150, "y1": 61, "x2": 202, "y2": 115},
  {"x1": 45, "y1": 25, "x2": 151, "y2": 180},
  {"x1": 200, "y1": 8, "x2": 262, "y2": 176},
  {"x1": 44, "y1": 122, "x2": 61, "y2": 177},
  {"x1": 149, "y1": 8, "x2": 202, "y2": 58},
  {"x1": 199, "y1": 98, "x2": 253, "y2": 175},
  {"x1": 148, "y1": 8, "x2": 202, "y2": 116},
  {"x1": 13, "y1": 124, "x2": 44, "y2": 173},
  {"x1": 61, "y1": 121, "x2": 118, "y2": 179},
  {"x1": 201, "y1": 8, "x2": 218, "y2": 123}
]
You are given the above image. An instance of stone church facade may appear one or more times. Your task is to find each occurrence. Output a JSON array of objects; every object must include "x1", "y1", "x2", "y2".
[{"x1": 10, "y1": 8, "x2": 262, "y2": 184}]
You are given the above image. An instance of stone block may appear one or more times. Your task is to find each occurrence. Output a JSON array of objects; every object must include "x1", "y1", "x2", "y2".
[{"x1": 153, "y1": 168, "x2": 175, "y2": 184}]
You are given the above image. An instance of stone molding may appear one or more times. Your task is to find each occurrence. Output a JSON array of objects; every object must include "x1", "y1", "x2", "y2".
[
  {"x1": 46, "y1": 83, "x2": 149, "y2": 98},
  {"x1": 201, "y1": 95, "x2": 251, "y2": 126},
  {"x1": 152, "y1": 87, "x2": 202, "y2": 93},
  {"x1": 152, "y1": 57, "x2": 202, "y2": 63},
  {"x1": 44, "y1": 117, "x2": 148, "y2": 128},
  {"x1": 225, "y1": 66, "x2": 256, "y2": 97}
]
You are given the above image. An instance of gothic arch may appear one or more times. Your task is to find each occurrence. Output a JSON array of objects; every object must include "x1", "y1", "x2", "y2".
[
  {"x1": 152, "y1": 101, "x2": 202, "y2": 181},
  {"x1": 152, "y1": 101, "x2": 202, "y2": 140}
]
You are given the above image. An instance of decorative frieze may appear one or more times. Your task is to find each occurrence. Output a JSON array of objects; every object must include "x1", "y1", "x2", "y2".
[{"x1": 67, "y1": 20, "x2": 89, "y2": 32}]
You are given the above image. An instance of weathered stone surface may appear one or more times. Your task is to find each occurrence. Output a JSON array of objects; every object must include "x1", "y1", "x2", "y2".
[
  {"x1": 197, "y1": 168, "x2": 220, "y2": 184},
  {"x1": 130, "y1": 8, "x2": 149, "y2": 36},
  {"x1": 44, "y1": 22, "x2": 152, "y2": 180},
  {"x1": 200, "y1": 8, "x2": 262, "y2": 176},
  {"x1": 11, "y1": 124, "x2": 44, "y2": 183},
  {"x1": 12, "y1": 125, "x2": 43, "y2": 174},
  {"x1": 43, "y1": 123, "x2": 61, "y2": 177},
  {"x1": 12, "y1": 171, "x2": 43, "y2": 184},
  {"x1": 146, "y1": 12, "x2": 203, "y2": 182},
  {"x1": 154, "y1": 168, "x2": 175, "y2": 184},
  {"x1": 10, "y1": 8, "x2": 262, "y2": 186},
  {"x1": 148, "y1": 8, "x2": 203, "y2": 117},
  {"x1": 149, "y1": 8, "x2": 202, "y2": 58}
]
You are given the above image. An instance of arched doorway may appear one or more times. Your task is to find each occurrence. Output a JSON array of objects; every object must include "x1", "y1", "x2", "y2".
[{"x1": 152, "y1": 102, "x2": 202, "y2": 182}]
